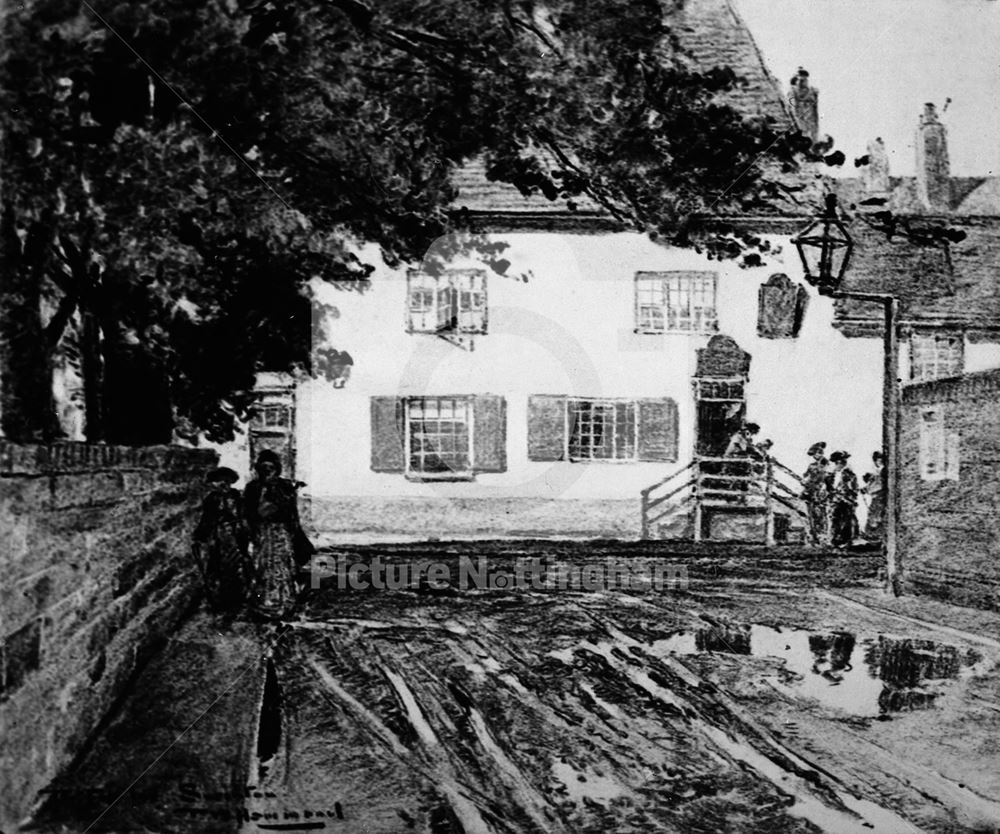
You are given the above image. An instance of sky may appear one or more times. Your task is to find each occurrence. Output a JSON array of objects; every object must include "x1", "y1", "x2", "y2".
[{"x1": 735, "y1": 0, "x2": 1000, "y2": 177}]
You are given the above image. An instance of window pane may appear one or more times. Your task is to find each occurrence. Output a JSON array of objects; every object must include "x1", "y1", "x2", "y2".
[
  {"x1": 407, "y1": 397, "x2": 471, "y2": 474},
  {"x1": 568, "y1": 398, "x2": 635, "y2": 460},
  {"x1": 911, "y1": 333, "x2": 963, "y2": 381},
  {"x1": 409, "y1": 272, "x2": 487, "y2": 334},
  {"x1": 636, "y1": 272, "x2": 717, "y2": 333}
]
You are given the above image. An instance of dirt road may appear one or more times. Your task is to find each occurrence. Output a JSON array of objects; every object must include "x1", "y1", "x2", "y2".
[{"x1": 29, "y1": 544, "x2": 1000, "y2": 833}]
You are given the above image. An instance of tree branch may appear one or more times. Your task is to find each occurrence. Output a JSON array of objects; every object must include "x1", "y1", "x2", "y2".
[
  {"x1": 501, "y1": 0, "x2": 563, "y2": 60},
  {"x1": 45, "y1": 292, "x2": 79, "y2": 348},
  {"x1": 531, "y1": 132, "x2": 630, "y2": 224}
]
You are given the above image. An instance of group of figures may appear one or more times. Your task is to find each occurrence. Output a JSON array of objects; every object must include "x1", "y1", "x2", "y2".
[
  {"x1": 191, "y1": 451, "x2": 315, "y2": 621},
  {"x1": 802, "y1": 443, "x2": 885, "y2": 549}
]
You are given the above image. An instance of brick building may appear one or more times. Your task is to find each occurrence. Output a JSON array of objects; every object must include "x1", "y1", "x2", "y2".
[
  {"x1": 899, "y1": 369, "x2": 1000, "y2": 612},
  {"x1": 823, "y1": 104, "x2": 1000, "y2": 610}
]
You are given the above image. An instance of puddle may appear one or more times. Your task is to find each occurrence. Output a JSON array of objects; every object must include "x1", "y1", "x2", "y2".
[
  {"x1": 255, "y1": 658, "x2": 283, "y2": 779},
  {"x1": 653, "y1": 624, "x2": 983, "y2": 717}
]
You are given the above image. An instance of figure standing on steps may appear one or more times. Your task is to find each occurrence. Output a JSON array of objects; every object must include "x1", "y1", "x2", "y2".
[
  {"x1": 192, "y1": 467, "x2": 252, "y2": 616},
  {"x1": 244, "y1": 450, "x2": 315, "y2": 620},
  {"x1": 828, "y1": 450, "x2": 859, "y2": 549},
  {"x1": 801, "y1": 442, "x2": 830, "y2": 547},
  {"x1": 862, "y1": 451, "x2": 887, "y2": 542},
  {"x1": 724, "y1": 422, "x2": 760, "y2": 503}
]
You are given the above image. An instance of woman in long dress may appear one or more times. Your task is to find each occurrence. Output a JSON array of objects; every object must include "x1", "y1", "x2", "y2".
[
  {"x1": 863, "y1": 451, "x2": 886, "y2": 541},
  {"x1": 244, "y1": 450, "x2": 315, "y2": 620},
  {"x1": 192, "y1": 467, "x2": 252, "y2": 615},
  {"x1": 801, "y1": 442, "x2": 830, "y2": 546}
]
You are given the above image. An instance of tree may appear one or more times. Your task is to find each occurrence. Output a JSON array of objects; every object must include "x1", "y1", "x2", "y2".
[{"x1": 0, "y1": 0, "x2": 809, "y2": 444}]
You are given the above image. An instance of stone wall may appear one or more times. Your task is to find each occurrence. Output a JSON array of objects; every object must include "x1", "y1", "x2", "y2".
[
  {"x1": 899, "y1": 369, "x2": 1000, "y2": 611},
  {"x1": 0, "y1": 441, "x2": 216, "y2": 829}
]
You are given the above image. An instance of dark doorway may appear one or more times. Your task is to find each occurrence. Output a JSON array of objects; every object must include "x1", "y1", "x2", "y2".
[
  {"x1": 696, "y1": 398, "x2": 745, "y2": 456},
  {"x1": 249, "y1": 375, "x2": 297, "y2": 479},
  {"x1": 692, "y1": 335, "x2": 752, "y2": 458}
]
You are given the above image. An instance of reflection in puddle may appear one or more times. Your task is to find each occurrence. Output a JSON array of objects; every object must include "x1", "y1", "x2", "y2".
[{"x1": 654, "y1": 624, "x2": 983, "y2": 717}]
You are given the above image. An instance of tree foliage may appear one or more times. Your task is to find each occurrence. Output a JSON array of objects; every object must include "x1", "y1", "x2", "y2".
[{"x1": 0, "y1": 0, "x2": 811, "y2": 443}]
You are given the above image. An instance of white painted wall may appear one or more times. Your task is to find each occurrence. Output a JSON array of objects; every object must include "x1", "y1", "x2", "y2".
[{"x1": 295, "y1": 231, "x2": 890, "y2": 503}]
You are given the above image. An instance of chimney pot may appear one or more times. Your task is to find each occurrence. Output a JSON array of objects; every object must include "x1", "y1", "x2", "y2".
[
  {"x1": 916, "y1": 103, "x2": 951, "y2": 211},
  {"x1": 788, "y1": 67, "x2": 819, "y2": 143},
  {"x1": 863, "y1": 137, "x2": 890, "y2": 196}
]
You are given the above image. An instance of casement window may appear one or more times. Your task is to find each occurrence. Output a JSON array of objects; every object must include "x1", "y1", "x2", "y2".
[
  {"x1": 407, "y1": 397, "x2": 472, "y2": 476},
  {"x1": 407, "y1": 270, "x2": 487, "y2": 334},
  {"x1": 910, "y1": 332, "x2": 963, "y2": 381},
  {"x1": 567, "y1": 399, "x2": 636, "y2": 461},
  {"x1": 691, "y1": 379, "x2": 745, "y2": 401},
  {"x1": 528, "y1": 395, "x2": 678, "y2": 462},
  {"x1": 635, "y1": 271, "x2": 718, "y2": 334},
  {"x1": 919, "y1": 407, "x2": 959, "y2": 481},
  {"x1": 370, "y1": 394, "x2": 506, "y2": 479},
  {"x1": 254, "y1": 404, "x2": 291, "y2": 430}
]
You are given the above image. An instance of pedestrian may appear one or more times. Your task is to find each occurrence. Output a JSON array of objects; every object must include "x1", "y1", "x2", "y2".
[
  {"x1": 724, "y1": 422, "x2": 760, "y2": 502},
  {"x1": 191, "y1": 467, "x2": 252, "y2": 617},
  {"x1": 244, "y1": 450, "x2": 316, "y2": 620},
  {"x1": 801, "y1": 442, "x2": 830, "y2": 546},
  {"x1": 827, "y1": 451, "x2": 859, "y2": 549},
  {"x1": 724, "y1": 422, "x2": 760, "y2": 458},
  {"x1": 862, "y1": 451, "x2": 886, "y2": 541}
]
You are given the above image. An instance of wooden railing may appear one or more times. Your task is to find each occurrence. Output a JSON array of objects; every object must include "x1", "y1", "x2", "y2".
[
  {"x1": 639, "y1": 459, "x2": 697, "y2": 540},
  {"x1": 640, "y1": 455, "x2": 811, "y2": 543}
]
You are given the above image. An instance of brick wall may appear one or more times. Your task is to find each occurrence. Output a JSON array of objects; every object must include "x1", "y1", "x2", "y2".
[
  {"x1": 899, "y1": 369, "x2": 1000, "y2": 611},
  {"x1": 0, "y1": 441, "x2": 216, "y2": 829}
]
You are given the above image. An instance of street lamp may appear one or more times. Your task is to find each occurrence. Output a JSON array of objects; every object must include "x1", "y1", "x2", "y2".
[
  {"x1": 793, "y1": 193, "x2": 853, "y2": 294},
  {"x1": 792, "y1": 193, "x2": 903, "y2": 596}
]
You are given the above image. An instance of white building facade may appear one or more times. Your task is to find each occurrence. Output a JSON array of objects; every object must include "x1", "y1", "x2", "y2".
[
  {"x1": 218, "y1": 0, "x2": 1000, "y2": 542},
  {"x1": 286, "y1": 229, "x2": 894, "y2": 540}
]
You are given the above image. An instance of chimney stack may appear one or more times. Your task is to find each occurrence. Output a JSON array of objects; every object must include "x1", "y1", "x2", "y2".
[
  {"x1": 863, "y1": 137, "x2": 890, "y2": 196},
  {"x1": 915, "y1": 103, "x2": 951, "y2": 211},
  {"x1": 787, "y1": 67, "x2": 819, "y2": 143}
]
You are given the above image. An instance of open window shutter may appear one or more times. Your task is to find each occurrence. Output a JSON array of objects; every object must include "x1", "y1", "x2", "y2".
[
  {"x1": 370, "y1": 397, "x2": 405, "y2": 472},
  {"x1": 407, "y1": 270, "x2": 433, "y2": 333},
  {"x1": 472, "y1": 394, "x2": 506, "y2": 472},
  {"x1": 527, "y1": 395, "x2": 567, "y2": 461},
  {"x1": 437, "y1": 277, "x2": 457, "y2": 332},
  {"x1": 637, "y1": 398, "x2": 678, "y2": 462}
]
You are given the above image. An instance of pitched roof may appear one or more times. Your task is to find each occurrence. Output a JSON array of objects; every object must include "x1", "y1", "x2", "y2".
[
  {"x1": 672, "y1": 0, "x2": 791, "y2": 127},
  {"x1": 450, "y1": 0, "x2": 792, "y2": 226},
  {"x1": 446, "y1": 3, "x2": 1000, "y2": 336},
  {"x1": 832, "y1": 218, "x2": 1000, "y2": 336},
  {"x1": 827, "y1": 172, "x2": 1000, "y2": 335},
  {"x1": 834, "y1": 176, "x2": 1000, "y2": 217},
  {"x1": 449, "y1": 155, "x2": 606, "y2": 224},
  {"x1": 952, "y1": 177, "x2": 1000, "y2": 216}
]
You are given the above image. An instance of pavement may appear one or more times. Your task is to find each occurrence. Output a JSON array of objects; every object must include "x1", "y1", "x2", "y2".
[{"x1": 23, "y1": 542, "x2": 1000, "y2": 834}]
